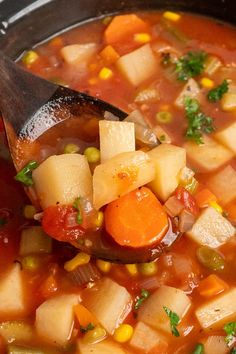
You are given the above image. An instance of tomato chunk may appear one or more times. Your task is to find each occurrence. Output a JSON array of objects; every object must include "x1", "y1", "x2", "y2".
[{"x1": 175, "y1": 187, "x2": 199, "y2": 216}]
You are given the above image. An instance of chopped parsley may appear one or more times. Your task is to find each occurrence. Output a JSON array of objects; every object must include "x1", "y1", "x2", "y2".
[
  {"x1": 184, "y1": 97, "x2": 215, "y2": 144},
  {"x1": 207, "y1": 79, "x2": 229, "y2": 102},
  {"x1": 15, "y1": 160, "x2": 39, "y2": 186},
  {"x1": 192, "y1": 343, "x2": 204, "y2": 354},
  {"x1": 73, "y1": 197, "x2": 83, "y2": 225},
  {"x1": 231, "y1": 348, "x2": 236, "y2": 354},
  {"x1": 175, "y1": 51, "x2": 207, "y2": 81},
  {"x1": 80, "y1": 322, "x2": 95, "y2": 333},
  {"x1": 163, "y1": 306, "x2": 180, "y2": 337},
  {"x1": 224, "y1": 322, "x2": 236, "y2": 345},
  {"x1": 0, "y1": 218, "x2": 6, "y2": 227},
  {"x1": 134, "y1": 289, "x2": 150, "y2": 311}
]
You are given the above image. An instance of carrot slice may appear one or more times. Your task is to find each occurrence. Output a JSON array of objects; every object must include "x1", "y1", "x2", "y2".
[
  {"x1": 104, "y1": 187, "x2": 168, "y2": 248},
  {"x1": 100, "y1": 45, "x2": 120, "y2": 64},
  {"x1": 104, "y1": 14, "x2": 150, "y2": 44},
  {"x1": 195, "y1": 188, "x2": 217, "y2": 208},
  {"x1": 74, "y1": 303, "x2": 99, "y2": 327},
  {"x1": 198, "y1": 274, "x2": 229, "y2": 297}
]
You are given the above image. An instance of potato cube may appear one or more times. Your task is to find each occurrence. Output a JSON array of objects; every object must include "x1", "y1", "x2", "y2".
[
  {"x1": 187, "y1": 207, "x2": 235, "y2": 248},
  {"x1": 0, "y1": 321, "x2": 33, "y2": 343},
  {"x1": 93, "y1": 151, "x2": 155, "y2": 209},
  {"x1": 60, "y1": 43, "x2": 97, "y2": 65},
  {"x1": 0, "y1": 264, "x2": 25, "y2": 316},
  {"x1": 221, "y1": 84, "x2": 236, "y2": 111},
  {"x1": 129, "y1": 321, "x2": 168, "y2": 353},
  {"x1": 202, "y1": 336, "x2": 228, "y2": 354},
  {"x1": 99, "y1": 120, "x2": 135, "y2": 162},
  {"x1": 33, "y1": 154, "x2": 92, "y2": 209},
  {"x1": 175, "y1": 79, "x2": 201, "y2": 108},
  {"x1": 78, "y1": 339, "x2": 130, "y2": 354},
  {"x1": 138, "y1": 285, "x2": 191, "y2": 334},
  {"x1": 195, "y1": 288, "x2": 236, "y2": 329},
  {"x1": 148, "y1": 144, "x2": 186, "y2": 201},
  {"x1": 20, "y1": 226, "x2": 52, "y2": 256},
  {"x1": 117, "y1": 44, "x2": 157, "y2": 86},
  {"x1": 82, "y1": 278, "x2": 132, "y2": 334},
  {"x1": 35, "y1": 294, "x2": 79, "y2": 345},
  {"x1": 184, "y1": 136, "x2": 234, "y2": 172},
  {"x1": 207, "y1": 165, "x2": 236, "y2": 205},
  {"x1": 215, "y1": 122, "x2": 236, "y2": 153}
]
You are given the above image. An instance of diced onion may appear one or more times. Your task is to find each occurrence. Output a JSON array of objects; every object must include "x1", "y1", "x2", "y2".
[
  {"x1": 179, "y1": 209, "x2": 195, "y2": 232},
  {"x1": 164, "y1": 196, "x2": 184, "y2": 217},
  {"x1": 68, "y1": 263, "x2": 101, "y2": 286}
]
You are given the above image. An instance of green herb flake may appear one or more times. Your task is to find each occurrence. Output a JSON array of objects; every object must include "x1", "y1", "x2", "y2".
[
  {"x1": 192, "y1": 343, "x2": 204, "y2": 354},
  {"x1": 15, "y1": 160, "x2": 39, "y2": 186},
  {"x1": 0, "y1": 218, "x2": 6, "y2": 227},
  {"x1": 175, "y1": 51, "x2": 207, "y2": 81},
  {"x1": 134, "y1": 289, "x2": 150, "y2": 311},
  {"x1": 207, "y1": 79, "x2": 229, "y2": 102},
  {"x1": 163, "y1": 306, "x2": 180, "y2": 337},
  {"x1": 73, "y1": 197, "x2": 83, "y2": 225},
  {"x1": 231, "y1": 348, "x2": 236, "y2": 354},
  {"x1": 224, "y1": 322, "x2": 236, "y2": 345},
  {"x1": 184, "y1": 96, "x2": 215, "y2": 144},
  {"x1": 80, "y1": 322, "x2": 95, "y2": 333}
]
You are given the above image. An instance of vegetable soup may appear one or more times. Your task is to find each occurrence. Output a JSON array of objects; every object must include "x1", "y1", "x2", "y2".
[{"x1": 1, "y1": 10, "x2": 236, "y2": 354}]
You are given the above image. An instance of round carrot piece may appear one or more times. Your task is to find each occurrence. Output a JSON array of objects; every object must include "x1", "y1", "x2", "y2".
[{"x1": 105, "y1": 187, "x2": 168, "y2": 248}]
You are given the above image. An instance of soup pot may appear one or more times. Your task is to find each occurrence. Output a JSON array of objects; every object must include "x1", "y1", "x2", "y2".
[{"x1": 0, "y1": 0, "x2": 235, "y2": 59}]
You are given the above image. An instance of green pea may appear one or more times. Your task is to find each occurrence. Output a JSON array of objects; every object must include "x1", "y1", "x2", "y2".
[
  {"x1": 196, "y1": 246, "x2": 225, "y2": 271},
  {"x1": 138, "y1": 261, "x2": 158, "y2": 276},
  {"x1": 84, "y1": 147, "x2": 100, "y2": 163},
  {"x1": 63, "y1": 143, "x2": 80, "y2": 154},
  {"x1": 156, "y1": 111, "x2": 173, "y2": 124}
]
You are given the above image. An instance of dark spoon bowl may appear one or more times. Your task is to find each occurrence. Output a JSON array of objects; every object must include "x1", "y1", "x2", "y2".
[{"x1": 0, "y1": 0, "x2": 236, "y2": 263}]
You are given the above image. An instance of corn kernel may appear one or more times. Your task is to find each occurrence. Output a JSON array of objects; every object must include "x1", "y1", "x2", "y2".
[
  {"x1": 22, "y1": 50, "x2": 39, "y2": 66},
  {"x1": 95, "y1": 211, "x2": 104, "y2": 228},
  {"x1": 99, "y1": 67, "x2": 113, "y2": 80},
  {"x1": 113, "y1": 324, "x2": 134, "y2": 343},
  {"x1": 125, "y1": 264, "x2": 138, "y2": 276},
  {"x1": 163, "y1": 11, "x2": 181, "y2": 22},
  {"x1": 64, "y1": 252, "x2": 91, "y2": 272},
  {"x1": 134, "y1": 33, "x2": 151, "y2": 44},
  {"x1": 23, "y1": 205, "x2": 36, "y2": 219},
  {"x1": 96, "y1": 259, "x2": 112, "y2": 273},
  {"x1": 210, "y1": 201, "x2": 223, "y2": 214},
  {"x1": 138, "y1": 261, "x2": 158, "y2": 276},
  {"x1": 200, "y1": 77, "x2": 214, "y2": 89}
]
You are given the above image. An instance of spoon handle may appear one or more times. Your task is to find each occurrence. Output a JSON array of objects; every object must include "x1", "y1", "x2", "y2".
[{"x1": 0, "y1": 51, "x2": 58, "y2": 135}]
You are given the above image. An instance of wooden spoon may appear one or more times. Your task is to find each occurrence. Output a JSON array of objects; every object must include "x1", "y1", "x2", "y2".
[{"x1": 0, "y1": 52, "x2": 180, "y2": 263}]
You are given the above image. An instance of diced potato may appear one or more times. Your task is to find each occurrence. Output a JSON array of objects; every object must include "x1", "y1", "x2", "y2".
[
  {"x1": 221, "y1": 84, "x2": 236, "y2": 111},
  {"x1": 175, "y1": 78, "x2": 201, "y2": 108},
  {"x1": 215, "y1": 122, "x2": 236, "y2": 154},
  {"x1": 195, "y1": 288, "x2": 236, "y2": 329},
  {"x1": 148, "y1": 144, "x2": 186, "y2": 201},
  {"x1": 93, "y1": 151, "x2": 155, "y2": 210},
  {"x1": 33, "y1": 154, "x2": 92, "y2": 209},
  {"x1": 184, "y1": 136, "x2": 234, "y2": 172},
  {"x1": 7, "y1": 345, "x2": 43, "y2": 354},
  {"x1": 99, "y1": 120, "x2": 135, "y2": 162},
  {"x1": 207, "y1": 165, "x2": 236, "y2": 205},
  {"x1": 129, "y1": 321, "x2": 168, "y2": 353},
  {"x1": 0, "y1": 321, "x2": 33, "y2": 343},
  {"x1": 202, "y1": 336, "x2": 228, "y2": 354},
  {"x1": 19, "y1": 226, "x2": 52, "y2": 256},
  {"x1": 204, "y1": 56, "x2": 222, "y2": 76},
  {"x1": 78, "y1": 339, "x2": 130, "y2": 354},
  {"x1": 35, "y1": 294, "x2": 79, "y2": 345},
  {"x1": 117, "y1": 44, "x2": 157, "y2": 86},
  {"x1": 82, "y1": 278, "x2": 132, "y2": 334},
  {"x1": 187, "y1": 207, "x2": 235, "y2": 248},
  {"x1": 60, "y1": 43, "x2": 97, "y2": 65},
  {"x1": 138, "y1": 285, "x2": 191, "y2": 334},
  {"x1": 0, "y1": 263, "x2": 25, "y2": 316}
]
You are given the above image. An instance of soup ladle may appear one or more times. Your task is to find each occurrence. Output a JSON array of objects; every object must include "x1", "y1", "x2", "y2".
[{"x1": 0, "y1": 52, "x2": 180, "y2": 263}]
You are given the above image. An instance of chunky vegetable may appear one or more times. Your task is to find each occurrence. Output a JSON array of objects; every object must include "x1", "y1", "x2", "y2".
[
  {"x1": 19, "y1": 226, "x2": 52, "y2": 256},
  {"x1": 78, "y1": 339, "x2": 128, "y2": 354},
  {"x1": 175, "y1": 78, "x2": 201, "y2": 108},
  {"x1": 60, "y1": 43, "x2": 98, "y2": 65},
  {"x1": 93, "y1": 151, "x2": 155, "y2": 210},
  {"x1": 215, "y1": 121, "x2": 236, "y2": 153},
  {"x1": 198, "y1": 274, "x2": 228, "y2": 297},
  {"x1": 105, "y1": 187, "x2": 168, "y2": 248}
]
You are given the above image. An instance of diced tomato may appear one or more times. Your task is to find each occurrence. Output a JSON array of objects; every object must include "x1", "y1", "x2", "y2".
[
  {"x1": 42, "y1": 205, "x2": 85, "y2": 242},
  {"x1": 175, "y1": 187, "x2": 199, "y2": 216}
]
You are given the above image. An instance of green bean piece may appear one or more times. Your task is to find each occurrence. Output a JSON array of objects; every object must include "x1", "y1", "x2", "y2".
[{"x1": 196, "y1": 246, "x2": 225, "y2": 271}]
